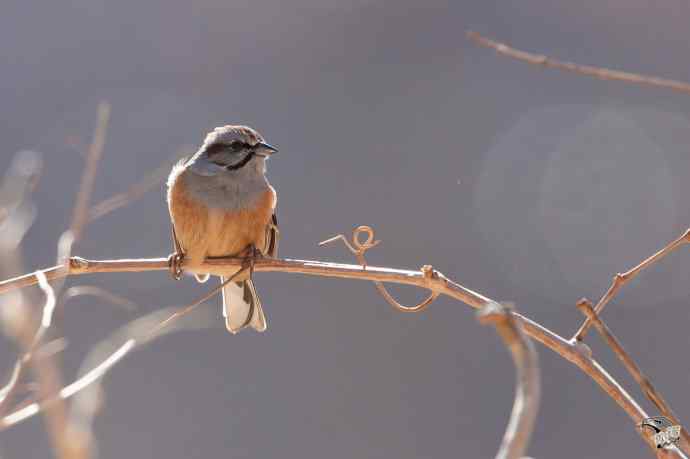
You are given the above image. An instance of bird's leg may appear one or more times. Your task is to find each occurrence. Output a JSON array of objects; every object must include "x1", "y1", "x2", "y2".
[
  {"x1": 168, "y1": 226, "x2": 184, "y2": 280},
  {"x1": 168, "y1": 252, "x2": 184, "y2": 280},
  {"x1": 241, "y1": 244, "x2": 264, "y2": 279}
]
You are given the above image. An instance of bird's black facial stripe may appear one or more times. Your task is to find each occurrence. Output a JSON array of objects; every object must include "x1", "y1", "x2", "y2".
[
  {"x1": 205, "y1": 140, "x2": 252, "y2": 156},
  {"x1": 228, "y1": 140, "x2": 251, "y2": 152},
  {"x1": 222, "y1": 151, "x2": 255, "y2": 171},
  {"x1": 205, "y1": 140, "x2": 257, "y2": 171}
]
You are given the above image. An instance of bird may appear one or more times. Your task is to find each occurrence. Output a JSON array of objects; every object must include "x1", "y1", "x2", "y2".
[{"x1": 166, "y1": 125, "x2": 279, "y2": 333}]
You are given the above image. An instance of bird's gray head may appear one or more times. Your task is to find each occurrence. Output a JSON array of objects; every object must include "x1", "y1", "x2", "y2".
[{"x1": 197, "y1": 125, "x2": 278, "y2": 172}]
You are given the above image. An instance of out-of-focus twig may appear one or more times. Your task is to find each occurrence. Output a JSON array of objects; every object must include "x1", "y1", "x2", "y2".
[
  {"x1": 0, "y1": 282, "x2": 133, "y2": 418},
  {"x1": 29, "y1": 273, "x2": 89, "y2": 459},
  {"x1": 87, "y1": 151, "x2": 182, "y2": 222},
  {"x1": 68, "y1": 101, "x2": 110, "y2": 243},
  {"x1": 0, "y1": 151, "x2": 44, "y2": 417},
  {"x1": 54, "y1": 101, "x2": 111, "y2": 316},
  {"x1": 478, "y1": 302, "x2": 540, "y2": 459},
  {"x1": 573, "y1": 229, "x2": 690, "y2": 341},
  {"x1": 577, "y1": 299, "x2": 690, "y2": 451},
  {"x1": 0, "y1": 267, "x2": 246, "y2": 430},
  {"x1": 69, "y1": 302, "x2": 218, "y2": 438},
  {"x1": 467, "y1": 31, "x2": 690, "y2": 96},
  {"x1": 60, "y1": 285, "x2": 138, "y2": 313}
]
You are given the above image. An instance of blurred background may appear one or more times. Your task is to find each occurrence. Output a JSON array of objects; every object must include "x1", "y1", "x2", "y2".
[{"x1": 2, "y1": 0, "x2": 690, "y2": 457}]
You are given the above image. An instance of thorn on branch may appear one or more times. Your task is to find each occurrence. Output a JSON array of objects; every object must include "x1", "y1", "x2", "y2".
[{"x1": 319, "y1": 226, "x2": 439, "y2": 312}]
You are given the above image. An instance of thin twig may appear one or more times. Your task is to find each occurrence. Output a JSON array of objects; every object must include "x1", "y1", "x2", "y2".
[
  {"x1": 54, "y1": 101, "x2": 111, "y2": 312},
  {"x1": 0, "y1": 358, "x2": 29, "y2": 417},
  {"x1": 467, "y1": 31, "x2": 690, "y2": 96},
  {"x1": 87, "y1": 152, "x2": 181, "y2": 223},
  {"x1": 0, "y1": 253, "x2": 670, "y2": 453},
  {"x1": 68, "y1": 102, "x2": 110, "y2": 242},
  {"x1": 577, "y1": 299, "x2": 690, "y2": 451},
  {"x1": 573, "y1": 229, "x2": 690, "y2": 341},
  {"x1": 26, "y1": 273, "x2": 88, "y2": 459},
  {"x1": 477, "y1": 302, "x2": 540, "y2": 459},
  {"x1": 60, "y1": 285, "x2": 138, "y2": 313},
  {"x1": 68, "y1": 303, "x2": 217, "y2": 441}
]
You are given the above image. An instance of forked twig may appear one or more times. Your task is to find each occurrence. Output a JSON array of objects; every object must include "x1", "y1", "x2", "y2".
[
  {"x1": 573, "y1": 229, "x2": 690, "y2": 341},
  {"x1": 478, "y1": 302, "x2": 540, "y2": 459},
  {"x1": 577, "y1": 299, "x2": 690, "y2": 451},
  {"x1": 55, "y1": 101, "x2": 111, "y2": 308},
  {"x1": 320, "y1": 226, "x2": 440, "y2": 312},
  {"x1": 467, "y1": 31, "x2": 690, "y2": 96}
]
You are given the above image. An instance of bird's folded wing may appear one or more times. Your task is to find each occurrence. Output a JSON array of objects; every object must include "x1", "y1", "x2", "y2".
[{"x1": 264, "y1": 213, "x2": 279, "y2": 257}]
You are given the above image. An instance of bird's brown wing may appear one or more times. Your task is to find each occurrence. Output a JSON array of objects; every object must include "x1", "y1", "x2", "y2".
[
  {"x1": 171, "y1": 223, "x2": 183, "y2": 255},
  {"x1": 264, "y1": 213, "x2": 279, "y2": 257}
]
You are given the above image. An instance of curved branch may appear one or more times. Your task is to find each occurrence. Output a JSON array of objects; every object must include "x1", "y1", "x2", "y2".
[
  {"x1": 478, "y1": 302, "x2": 540, "y2": 459},
  {"x1": 0, "y1": 254, "x2": 671, "y2": 453}
]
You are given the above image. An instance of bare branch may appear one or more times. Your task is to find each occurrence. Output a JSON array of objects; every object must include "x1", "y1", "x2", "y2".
[
  {"x1": 0, "y1": 251, "x2": 668, "y2": 452},
  {"x1": 467, "y1": 31, "x2": 690, "y2": 96},
  {"x1": 478, "y1": 302, "x2": 540, "y2": 459},
  {"x1": 573, "y1": 229, "x2": 690, "y2": 341},
  {"x1": 577, "y1": 299, "x2": 690, "y2": 450}
]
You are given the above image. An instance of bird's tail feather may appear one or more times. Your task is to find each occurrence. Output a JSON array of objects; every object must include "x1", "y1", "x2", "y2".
[{"x1": 221, "y1": 277, "x2": 267, "y2": 333}]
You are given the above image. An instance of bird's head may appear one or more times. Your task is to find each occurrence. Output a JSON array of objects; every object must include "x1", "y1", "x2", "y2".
[
  {"x1": 640, "y1": 416, "x2": 673, "y2": 434},
  {"x1": 199, "y1": 125, "x2": 278, "y2": 172}
]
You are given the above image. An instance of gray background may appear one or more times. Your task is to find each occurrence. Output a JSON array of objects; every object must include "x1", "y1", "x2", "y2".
[{"x1": 2, "y1": 0, "x2": 690, "y2": 458}]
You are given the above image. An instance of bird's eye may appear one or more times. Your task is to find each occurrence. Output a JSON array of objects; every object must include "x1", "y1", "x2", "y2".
[{"x1": 229, "y1": 141, "x2": 248, "y2": 151}]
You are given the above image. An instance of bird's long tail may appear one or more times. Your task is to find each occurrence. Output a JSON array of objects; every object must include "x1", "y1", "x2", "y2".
[{"x1": 221, "y1": 277, "x2": 267, "y2": 333}]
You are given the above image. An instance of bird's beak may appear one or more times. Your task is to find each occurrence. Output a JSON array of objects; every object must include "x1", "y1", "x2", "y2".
[{"x1": 254, "y1": 142, "x2": 278, "y2": 157}]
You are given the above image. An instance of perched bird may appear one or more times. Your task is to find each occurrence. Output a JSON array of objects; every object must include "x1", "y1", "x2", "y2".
[{"x1": 167, "y1": 125, "x2": 279, "y2": 333}]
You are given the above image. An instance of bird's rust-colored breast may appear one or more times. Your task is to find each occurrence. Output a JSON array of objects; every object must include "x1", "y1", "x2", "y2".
[{"x1": 168, "y1": 171, "x2": 276, "y2": 270}]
